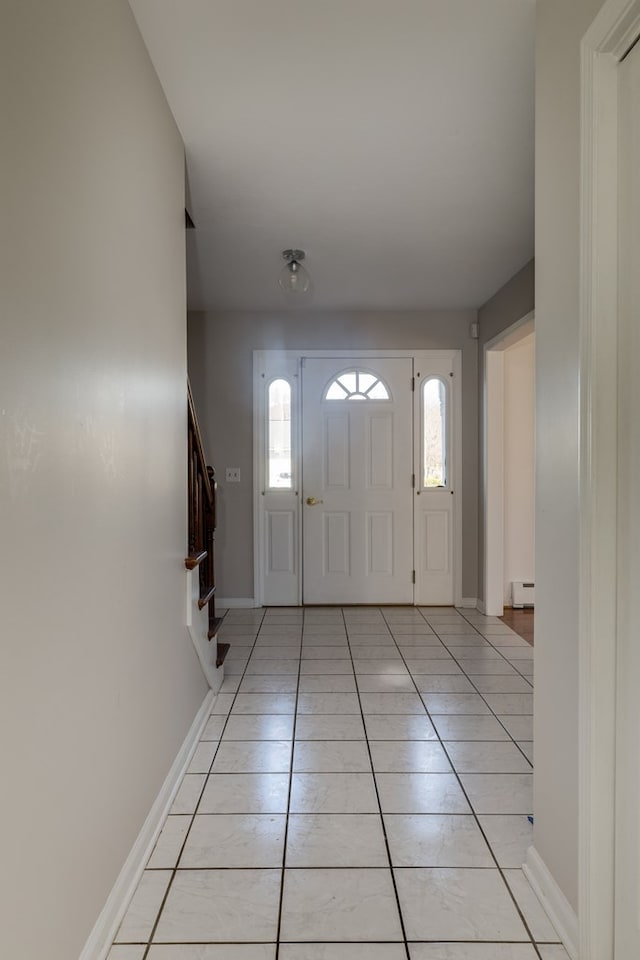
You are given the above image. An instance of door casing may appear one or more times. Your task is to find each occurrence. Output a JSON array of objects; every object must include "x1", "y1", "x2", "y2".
[{"x1": 253, "y1": 348, "x2": 462, "y2": 607}]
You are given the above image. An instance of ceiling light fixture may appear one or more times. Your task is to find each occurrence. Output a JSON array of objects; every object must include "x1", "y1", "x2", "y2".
[{"x1": 279, "y1": 249, "x2": 311, "y2": 296}]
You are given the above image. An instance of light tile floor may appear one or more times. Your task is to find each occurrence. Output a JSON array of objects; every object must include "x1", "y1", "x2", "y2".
[{"x1": 110, "y1": 607, "x2": 569, "y2": 960}]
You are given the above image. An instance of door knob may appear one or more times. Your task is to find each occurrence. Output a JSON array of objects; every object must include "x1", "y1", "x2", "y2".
[{"x1": 306, "y1": 496, "x2": 324, "y2": 506}]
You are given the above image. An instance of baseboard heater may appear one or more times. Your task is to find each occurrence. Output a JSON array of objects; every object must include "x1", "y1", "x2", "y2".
[{"x1": 512, "y1": 581, "x2": 535, "y2": 608}]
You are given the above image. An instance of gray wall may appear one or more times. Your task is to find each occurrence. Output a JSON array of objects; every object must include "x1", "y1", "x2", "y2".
[
  {"x1": 188, "y1": 310, "x2": 479, "y2": 601},
  {"x1": 534, "y1": 0, "x2": 606, "y2": 913},
  {"x1": 0, "y1": 3, "x2": 208, "y2": 957},
  {"x1": 477, "y1": 260, "x2": 535, "y2": 604}
]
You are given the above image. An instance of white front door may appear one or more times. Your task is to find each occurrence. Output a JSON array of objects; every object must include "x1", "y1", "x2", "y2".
[{"x1": 301, "y1": 357, "x2": 414, "y2": 604}]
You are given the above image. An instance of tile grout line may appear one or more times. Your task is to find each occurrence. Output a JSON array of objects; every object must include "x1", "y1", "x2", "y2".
[
  {"x1": 342, "y1": 607, "x2": 412, "y2": 960},
  {"x1": 137, "y1": 606, "x2": 267, "y2": 959},
  {"x1": 378, "y1": 607, "x2": 544, "y2": 958},
  {"x1": 273, "y1": 609, "x2": 304, "y2": 959}
]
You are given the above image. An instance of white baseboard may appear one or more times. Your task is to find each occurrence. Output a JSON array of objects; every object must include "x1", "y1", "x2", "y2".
[
  {"x1": 79, "y1": 689, "x2": 215, "y2": 960},
  {"x1": 476, "y1": 599, "x2": 487, "y2": 614},
  {"x1": 458, "y1": 597, "x2": 479, "y2": 609},
  {"x1": 524, "y1": 845, "x2": 579, "y2": 960},
  {"x1": 217, "y1": 597, "x2": 260, "y2": 609}
]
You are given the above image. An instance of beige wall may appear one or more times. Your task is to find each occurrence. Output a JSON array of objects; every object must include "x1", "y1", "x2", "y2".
[
  {"x1": 188, "y1": 310, "x2": 479, "y2": 601},
  {"x1": 535, "y1": 0, "x2": 606, "y2": 912},
  {"x1": 477, "y1": 259, "x2": 535, "y2": 604},
  {"x1": 504, "y1": 334, "x2": 535, "y2": 604},
  {"x1": 0, "y1": 3, "x2": 208, "y2": 958}
]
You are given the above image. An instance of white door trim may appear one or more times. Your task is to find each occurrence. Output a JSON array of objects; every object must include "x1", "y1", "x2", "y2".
[
  {"x1": 579, "y1": 4, "x2": 640, "y2": 958},
  {"x1": 253, "y1": 349, "x2": 462, "y2": 607},
  {"x1": 483, "y1": 312, "x2": 535, "y2": 617}
]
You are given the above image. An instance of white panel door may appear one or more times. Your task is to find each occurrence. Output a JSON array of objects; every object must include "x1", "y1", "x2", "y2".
[
  {"x1": 302, "y1": 357, "x2": 413, "y2": 604},
  {"x1": 615, "y1": 39, "x2": 640, "y2": 959},
  {"x1": 414, "y1": 356, "x2": 456, "y2": 605}
]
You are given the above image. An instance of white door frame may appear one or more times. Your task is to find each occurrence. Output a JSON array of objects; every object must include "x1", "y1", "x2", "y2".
[
  {"x1": 483, "y1": 312, "x2": 535, "y2": 617},
  {"x1": 579, "y1": 3, "x2": 640, "y2": 957},
  {"x1": 253, "y1": 348, "x2": 462, "y2": 607}
]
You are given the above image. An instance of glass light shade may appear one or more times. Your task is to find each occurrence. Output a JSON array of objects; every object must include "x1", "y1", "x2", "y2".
[{"x1": 279, "y1": 258, "x2": 311, "y2": 295}]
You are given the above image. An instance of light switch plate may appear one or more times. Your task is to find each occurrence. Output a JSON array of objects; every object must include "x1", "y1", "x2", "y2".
[{"x1": 225, "y1": 467, "x2": 241, "y2": 482}]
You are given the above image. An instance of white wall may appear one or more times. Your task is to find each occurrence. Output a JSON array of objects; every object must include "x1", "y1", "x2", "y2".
[
  {"x1": 188, "y1": 309, "x2": 479, "y2": 601},
  {"x1": 535, "y1": 0, "x2": 606, "y2": 913},
  {"x1": 503, "y1": 334, "x2": 535, "y2": 603},
  {"x1": 0, "y1": 3, "x2": 208, "y2": 958}
]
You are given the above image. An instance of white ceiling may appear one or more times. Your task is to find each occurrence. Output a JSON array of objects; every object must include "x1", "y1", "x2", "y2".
[{"x1": 129, "y1": 0, "x2": 535, "y2": 312}]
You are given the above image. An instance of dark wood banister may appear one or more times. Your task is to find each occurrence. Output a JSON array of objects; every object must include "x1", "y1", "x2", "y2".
[{"x1": 186, "y1": 380, "x2": 228, "y2": 668}]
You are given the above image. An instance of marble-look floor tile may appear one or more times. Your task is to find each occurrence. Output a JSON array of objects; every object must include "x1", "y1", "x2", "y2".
[
  {"x1": 201, "y1": 716, "x2": 226, "y2": 740},
  {"x1": 302, "y1": 646, "x2": 351, "y2": 659},
  {"x1": 231, "y1": 694, "x2": 296, "y2": 714},
  {"x1": 187, "y1": 741, "x2": 218, "y2": 774},
  {"x1": 238, "y1": 676, "x2": 298, "y2": 693},
  {"x1": 408, "y1": 660, "x2": 464, "y2": 675},
  {"x1": 369, "y1": 740, "x2": 451, "y2": 773},
  {"x1": 179, "y1": 814, "x2": 286, "y2": 868},
  {"x1": 385, "y1": 814, "x2": 493, "y2": 867},
  {"x1": 408, "y1": 945, "x2": 537, "y2": 959},
  {"x1": 414, "y1": 675, "x2": 475, "y2": 693},
  {"x1": 297, "y1": 692, "x2": 361, "y2": 714},
  {"x1": 445, "y1": 742, "x2": 532, "y2": 773},
  {"x1": 360, "y1": 692, "x2": 426, "y2": 714},
  {"x1": 455, "y1": 660, "x2": 519, "y2": 676},
  {"x1": 353, "y1": 659, "x2": 410, "y2": 675},
  {"x1": 147, "y1": 944, "x2": 277, "y2": 960},
  {"x1": 210, "y1": 693, "x2": 236, "y2": 715},
  {"x1": 469, "y1": 675, "x2": 533, "y2": 694},
  {"x1": 199, "y1": 774, "x2": 290, "y2": 814},
  {"x1": 482, "y1": 693, "x2": 533, "y2": 715},
  {"x1": 347, "y1": 644, "x2": 400, "y2": 658},
  {"x1": 422, "y1": 693, "x2": 491, "y2": 715},
  {"x1": 154, "y1": 869, "x2": 281, "y2": 942},
  {"x1": 290, "y1": 772, "x2": 379, "y2": 813},
  {"x1": 518, "y1": 741, "x2": 534, "y2": 762},
  {"x1": 432, "y1": 715, "x2": 510, "y2": 741},
  {"x1": 293, "y1": 739, "x2": 371, "y2": 772},
  {"x1": 364, "y1": 714, "x2": 437, "y2": 740},
  {"x1": 300, "y1": 659, "x2": 354, "y2": 675},
  {"x1": 170, "y1": 775, "x2": 206, "y2": 815},
  {"x1": 504, "y1": 869, "x2": 561, "y2": 941},
  {"x1": 219, "y1": 677, "x2": 241, "y2": 693},
  {"x1": 394, "y1": 867, "x2": 528, "y2": 941},
  {"x1": 536, "y1": 947, "x2": 571, "y2": 959},
  {"x1": 478, "y1": 814, "x2": 533, "y2": 867},
  {"x1": 108, "y1": 947, "x2": 147, "y2": 960},
  {"x1": 148, "y1": 815, "x2": 191, "y2": 869},
  {"x1": 280, "y1": 868, "x2": 403, "y2": 941},
  {"x1": 251, "y1": 645, "x2": 301, "y2": 658},
  {"x1": 211, "y1": 740, "x2": 292, "y2": 773},
  {"x1": 497, "y1": 715, "x2": 534, "y2": 740},
  {"x1": 286, "y1": 813, "x2": 388, "y2": 866},
  {"x1": 295, "y1": 714, "x2": 365, "y2": 740},
  {"x1": 299, "y1": 675, "x2": 357, "y2": 693},
  {"x1": 356, "y1": 674, "x2": 416, "y2": 692},
  {"x1": 460, "y1": 774, "x2": 533, "y2": 814},
  {"x1": 279, "y1": 945, "x2": 405, "y2": 960},
  {"x1": 222, "y1": 714, "x2": 295, "y2": 741},
  {"x1": 115, "y1": 870, "x2": 172, "y2": 942},
  {"x1": 245, "y1": 660, "x2": 300, "y2": 676},
  {"x1": 376, "y1": 773, "x2": 470, "y2": 814}
]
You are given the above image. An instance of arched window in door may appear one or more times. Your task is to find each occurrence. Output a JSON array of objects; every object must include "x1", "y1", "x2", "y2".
[{"x1": 324, "y1": 369, "x2": 391, "y2": 401}]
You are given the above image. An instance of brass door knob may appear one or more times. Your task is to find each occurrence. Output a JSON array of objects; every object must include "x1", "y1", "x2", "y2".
[{"x1": 306, "y1": 496, "x2": 324, "y2": 506}]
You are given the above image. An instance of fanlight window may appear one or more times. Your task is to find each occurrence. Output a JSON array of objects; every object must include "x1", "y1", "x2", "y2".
[
  {"x1": 325, "y1": 370, "x2": 390, "y2": 401},
  {"x1": 423, "y1": 377, "x2": 447, "y2": 487},
  {"x1": 268, "y1": 378, "x2": 292, "y2": 489}
]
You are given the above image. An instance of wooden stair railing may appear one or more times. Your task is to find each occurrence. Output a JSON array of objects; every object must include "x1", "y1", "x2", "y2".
[{"x1": 185, "y1": 381, "x2": 229, "y2": 668}]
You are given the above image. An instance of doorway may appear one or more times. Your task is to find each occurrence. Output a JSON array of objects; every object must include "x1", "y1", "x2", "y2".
[{"x1": 254, "y1": 349, "x2": 462, "y2": 607}]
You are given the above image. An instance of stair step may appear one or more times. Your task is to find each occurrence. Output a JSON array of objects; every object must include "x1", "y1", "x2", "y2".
[
  {"x1": 216, "y1": 642, "x2": 231, "y2": 668},
  {"x1": 207, "y1": 618, "x2": 224, "y2": 640}
]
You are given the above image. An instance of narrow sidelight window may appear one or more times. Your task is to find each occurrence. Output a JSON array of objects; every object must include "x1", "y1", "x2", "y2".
[
  {"x1": 423, "y1": 377, "x2": 447, "y2": 487},
  {"x1": 268, "y1": 379, "x2": 292, "y2": 489}
]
